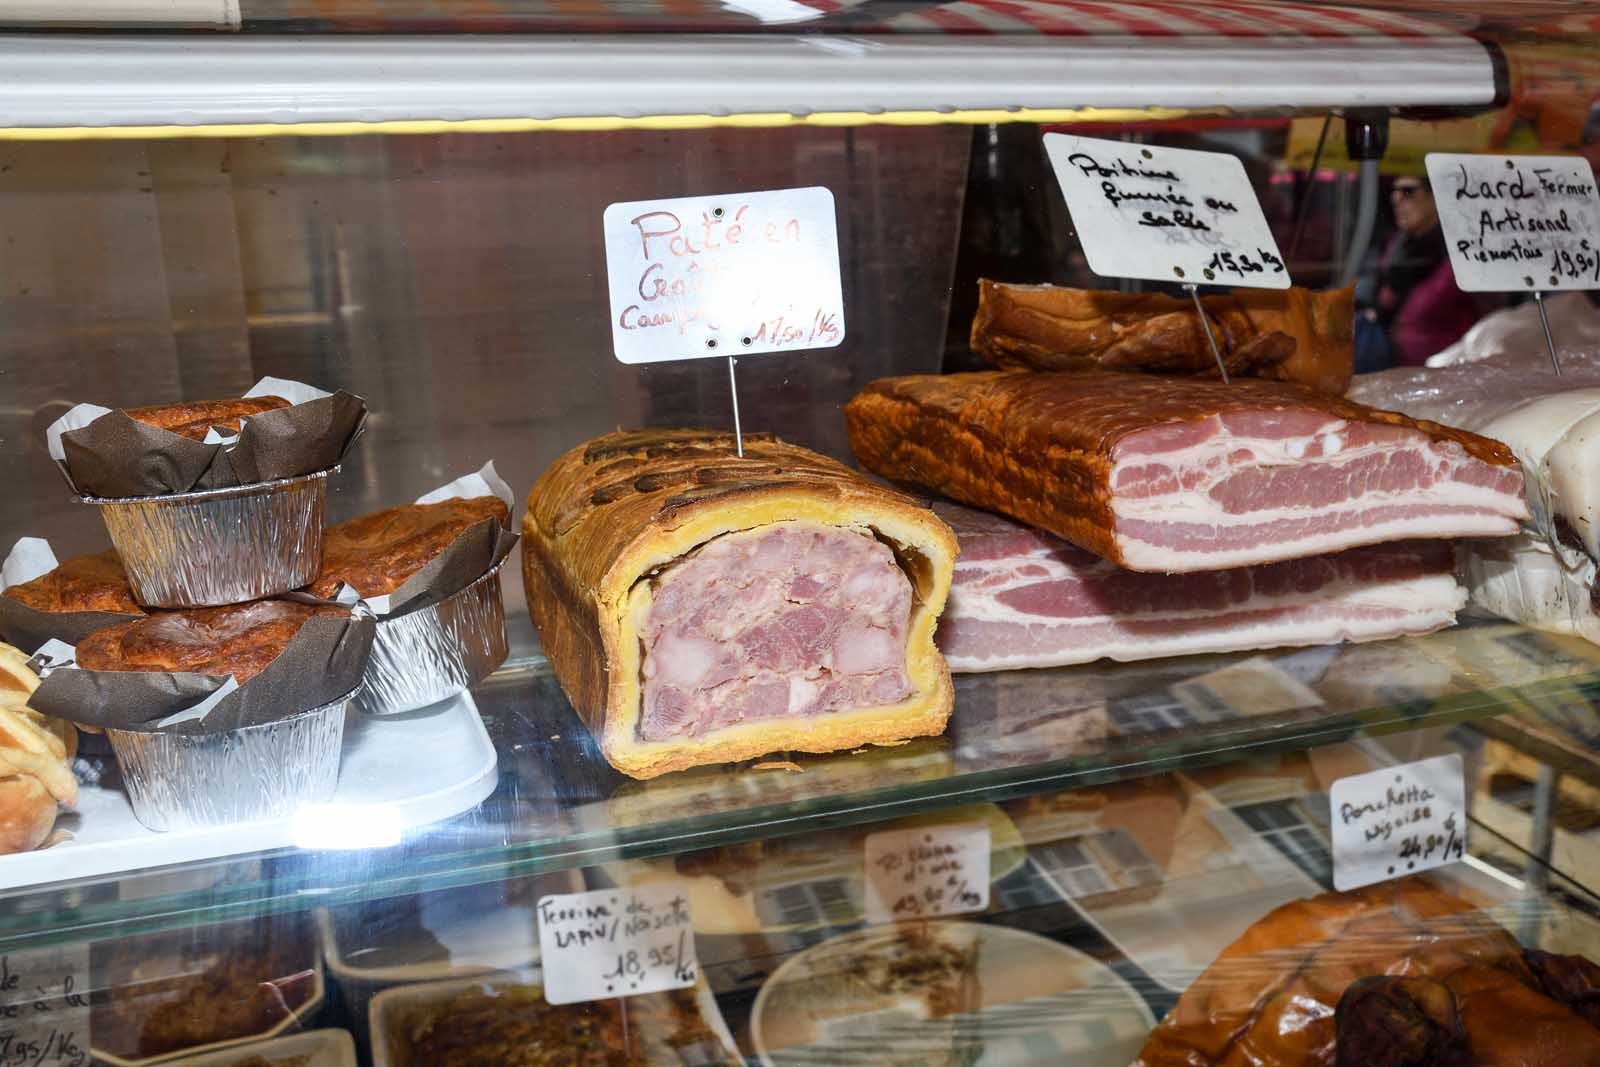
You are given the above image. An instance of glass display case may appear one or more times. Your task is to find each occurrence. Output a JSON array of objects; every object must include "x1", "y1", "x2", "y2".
[{"x1": 4, "y1": 2, "x2": 1600, "y2": 1064}]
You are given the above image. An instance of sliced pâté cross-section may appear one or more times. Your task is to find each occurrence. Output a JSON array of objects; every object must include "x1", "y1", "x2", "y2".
[
  {"x1": 846, "y1": 371, "x2": 1527, "y2": 574},
  {"x1": 522, "y1": 429, "x2": 957, "y2": 780}
]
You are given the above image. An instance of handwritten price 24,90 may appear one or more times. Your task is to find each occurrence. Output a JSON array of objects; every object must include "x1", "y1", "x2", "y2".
[
  {"x1": 1396, "y1": 812, "x2": 1466, "y2": 867},
  {"x1": 1549, "y1": 240, "x2": 1600, "y2": 283},
  {"x1": 1205, "y1": 248, "x2": 1286, "y2": 278}
]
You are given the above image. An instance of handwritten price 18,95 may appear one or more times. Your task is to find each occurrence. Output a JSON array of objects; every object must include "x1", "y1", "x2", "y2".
[
  {"x1": 599, "y1": 930, "x2": 696, "y2": 989},
  {"x1": 538, "y1": 885, "x2": 701, "y2": 1005},
  {"x1": 1205, "y1": 248, "x2": 1286, "y2": 278}
]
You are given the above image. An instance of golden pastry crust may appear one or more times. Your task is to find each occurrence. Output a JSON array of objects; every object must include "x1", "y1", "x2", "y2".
[
  {"x1": 125, "y1": 396, "x2": 291, "y2": 442},
  {"x1": 306, "y1": 496, "x2": 510, "y2": 599},
  {"x1": 0, "y1": 775, "x2": 58, "y2": 855},
  {"x1": 77, "y1": 601, "x2": 346, "y2": 681},
  {"x1": 522, "y1": 429, "x2": 957, "y2": 780},
  {"x1": 0, "y1": 644, "x2": 38, "y2": 704},
  {"x1": 972, "y1": 281, "x2": 1356, "y2": 396},
  {"x1": 2, "y1": 549, "x2": 142, "y2": 615},
  {"x1": 0, "y1": 641, "x2": 76, "y2": 853}
]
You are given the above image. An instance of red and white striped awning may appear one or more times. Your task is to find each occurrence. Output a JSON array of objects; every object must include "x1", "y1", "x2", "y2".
[
  {"x1": 131, "y1": 0, "x2": 1506, "y2": 36},
  {"x1": 880, "y1": 0, "x2": 1467, "y2": 39},
  {"x1": 29, "y1": 0, "x2": 1587, "y2": 38}
]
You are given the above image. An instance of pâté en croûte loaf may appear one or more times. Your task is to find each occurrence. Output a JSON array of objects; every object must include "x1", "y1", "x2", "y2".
[{"x1": 522, "y1": 429, "x2": 957, "y2": 779}]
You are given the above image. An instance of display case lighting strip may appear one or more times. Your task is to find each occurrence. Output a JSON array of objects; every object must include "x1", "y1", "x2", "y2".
[
  {"x1": 3, "y1": 107, "x2": 1215, "y2": 141},
  {"x1": 0, "y1": 33, "x2": 1499, "y2": 139}
]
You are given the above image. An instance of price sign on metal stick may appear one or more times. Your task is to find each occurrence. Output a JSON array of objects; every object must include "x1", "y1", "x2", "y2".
[
  {"x1": 538, "y1": 884, "x2": 699, "y2": 1005},
  {"x1": 862, "y1": 822, "x2": 990, "y2": 923},
  {"x1": 1044, "y1": 133, "x2": 1291, "y2": 382},
  {"x1": 603, "y1": 187, "x2": 845, "y2": 456},
  {"x1": 1329, "y1": 755, "x2": 1466, "y2": 891},
  {"x1": 1426, "y1": 153, "x2": 1600, "y2": 375}
]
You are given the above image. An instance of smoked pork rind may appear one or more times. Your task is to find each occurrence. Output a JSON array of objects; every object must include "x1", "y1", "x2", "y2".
[{"x1": 523, "y1": 429, "x2": 957, "y2": 780}]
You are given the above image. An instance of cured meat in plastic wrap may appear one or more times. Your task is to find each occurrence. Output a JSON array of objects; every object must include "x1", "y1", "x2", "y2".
[
  {"x1": 1349, "y1": 360, "x2": 1600, "y2": 645},
  {"x1": 1426, "y1": 291, "x2": 1600, "y2": 368}
]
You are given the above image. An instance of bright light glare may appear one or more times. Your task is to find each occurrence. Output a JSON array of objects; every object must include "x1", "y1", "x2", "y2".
[{"x1": 289, "y1": 804, "x2": 403, "y2": 850}]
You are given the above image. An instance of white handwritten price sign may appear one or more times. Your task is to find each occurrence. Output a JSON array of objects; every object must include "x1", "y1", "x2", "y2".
[
  {"x1": 862, "y1": 822, "x2": 990, "y2": 924},
  {"x1": 1043, "y1": 133, "x2": 1289, "y2": 290},
  {"x1": 0, "y1": 944, "x2": 90, "y2": 1067},
  {"x1": 1330, "y1": 755, "x2": 1467, "y2": 892},
  {"x1": 1426, "y1": 153, "x2": 1600, "y2": 291},
  {"x1": 602, "y1": 186, "x2": 845, "y2": 364},
  {"x1": 537, "y1": 884, "x2": 698, "y2": 1006}
]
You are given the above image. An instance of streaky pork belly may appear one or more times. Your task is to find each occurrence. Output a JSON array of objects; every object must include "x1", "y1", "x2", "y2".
[
  {"x1": 934, "y1": 502, "x2": 1466, "y2": 672},
  {"x1": 846, "y1": 370, "x2": 1526, "y2": 573}
]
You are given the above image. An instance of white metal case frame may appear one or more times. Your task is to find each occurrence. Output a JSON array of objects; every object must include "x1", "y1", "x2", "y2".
[{"x1": 0, "y1": 33, "x2": 1499, "y2": 132}]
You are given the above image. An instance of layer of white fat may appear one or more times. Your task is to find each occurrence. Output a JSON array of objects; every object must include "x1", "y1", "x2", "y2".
[
  {"x1": 1482, "y1": 390, "x2": 1600, "y2": 565},
  {"x1": 944, "y1": 568, "x2": 1464, "y2": 672},
  {"x1": 1107, "y1": 414, "x2": 1523, "y2": 571}
]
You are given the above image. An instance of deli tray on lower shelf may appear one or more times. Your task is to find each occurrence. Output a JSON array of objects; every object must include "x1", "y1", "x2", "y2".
[
  {"x1": 163, "y1": 1029, "x2": 356, "y2": 1067},
  {"x1": 2, "y1": 691, "x2": 498, "y2": 890}
]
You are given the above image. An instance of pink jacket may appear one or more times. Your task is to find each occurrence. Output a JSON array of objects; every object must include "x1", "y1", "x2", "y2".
[{"x1": 1388, "y1": 257, "x2": 1481, "y2": 366}]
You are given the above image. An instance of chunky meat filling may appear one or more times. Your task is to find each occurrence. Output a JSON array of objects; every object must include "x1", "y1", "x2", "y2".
[{"x1": 638, "y1": 521, "x2": 914, "y2": 742}]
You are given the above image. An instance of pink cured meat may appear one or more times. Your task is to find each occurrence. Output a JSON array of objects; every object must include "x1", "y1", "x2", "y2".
[
  {"x1": 934, "y1": 503, "x2": 1466, "y2": 672},
  {"x1": 846, "y1": 371, "x2": 1528, "y2": 573},
  {"x1": 637, "y1": 521, "x2": 914, "y2": 742}
]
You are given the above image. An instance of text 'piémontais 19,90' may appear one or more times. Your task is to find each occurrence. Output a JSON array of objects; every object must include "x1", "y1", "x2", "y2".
[{"x1": 1427, "y1": 153, "x2": 1600, "y2": 292}]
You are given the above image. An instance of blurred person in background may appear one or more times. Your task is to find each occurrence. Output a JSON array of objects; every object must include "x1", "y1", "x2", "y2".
[{"x1": 1354, "y1": 174, "x2": 1489, "y2": 372}]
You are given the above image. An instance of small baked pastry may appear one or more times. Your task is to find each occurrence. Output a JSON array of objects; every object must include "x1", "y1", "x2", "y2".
[
  {"x1": 125, "y1": 396, "x2": 291, "y2": 442},
  {"x1": 524, "y1": 429, "x2": 957, "y2": 779},
  {"x1": 0, "y1": 642, "x2": 76, "y2": 854},
  {"x1": 126, "y1": 396, "x2": 290, "y2": 442},
  {"x1": 77, "y1": 601, "x2": 347, "y2": 681},
  {"x1": 2, "y1": 549, "x2": 142, "y2": 616},
  {"x1": 0, "y1": 643, "x2": 36, "y2": 702},
  {"x1": 306, "y1": 496, "x2": 510, "y2": 600}
]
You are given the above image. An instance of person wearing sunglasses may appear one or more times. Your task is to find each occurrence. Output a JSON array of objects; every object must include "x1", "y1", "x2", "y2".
[{"x1": 1354, "y1": 173, "x2": 1491, "y2": 372}]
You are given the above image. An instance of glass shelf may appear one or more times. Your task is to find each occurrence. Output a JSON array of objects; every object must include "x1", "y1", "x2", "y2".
[{"x1": 4, "y1": 617, "x2": 1600, "y2": 949}]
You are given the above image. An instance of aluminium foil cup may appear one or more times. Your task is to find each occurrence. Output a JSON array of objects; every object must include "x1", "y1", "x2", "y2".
[
  {"x1": 108, "y1": 686, "x2": 354, "y2": 832},
  {"x1": 77, "y1": 467, "x2": 334, "y2": 608},
  {"x1": 354, "y1": 559, "x2": 510, "y2": 717}
]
